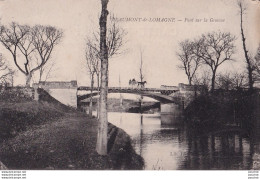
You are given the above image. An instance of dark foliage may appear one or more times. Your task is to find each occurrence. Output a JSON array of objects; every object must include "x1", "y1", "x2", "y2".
[{"x1": 184, "y1": 90, "x2": 256, "y2": 132}]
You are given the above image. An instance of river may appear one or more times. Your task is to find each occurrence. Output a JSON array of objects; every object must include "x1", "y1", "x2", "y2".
[{"x1": 107, "y1": 112, "x2": 259, "y2": 170}]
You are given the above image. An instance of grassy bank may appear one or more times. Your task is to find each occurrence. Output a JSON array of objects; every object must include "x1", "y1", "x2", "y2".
[
  {"x1": 0, "y1": 112, "x2": 144, "y2": 170},
  {"x1": 0, "y1": 88, "x2": 144, "y2": 170},
  {"x1": 0, "y1": 88, "x2": 69, "y2": 141}
]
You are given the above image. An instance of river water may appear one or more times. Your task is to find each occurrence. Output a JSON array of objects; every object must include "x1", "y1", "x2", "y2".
[{"x1": 107, "y1": 112, "x2": 259, "y2": 170}]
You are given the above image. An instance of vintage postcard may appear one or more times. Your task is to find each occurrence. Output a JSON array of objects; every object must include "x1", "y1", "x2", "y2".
[{"x1": 0, "y1": 0, "x2": 260, "y2": 178}]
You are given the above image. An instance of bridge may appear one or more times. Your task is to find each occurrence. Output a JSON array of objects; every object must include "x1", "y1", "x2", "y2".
[
  {"x1": 77, "y1": 86, "x2": 180, "y2": 103},
  {"x1": 77, "y1": 85, "x2": 194, "y2": 125},
  {"x1": 33, "y1": 80, "x2": 201, "y2": 125}
]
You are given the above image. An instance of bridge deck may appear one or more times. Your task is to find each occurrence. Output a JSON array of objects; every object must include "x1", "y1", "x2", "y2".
[
  {"x1": 77, "y1": 86, "x2": 179, "y2": 93},
  {"x1": 77, "y1": 86, "x2": 180, "y2": 103}
]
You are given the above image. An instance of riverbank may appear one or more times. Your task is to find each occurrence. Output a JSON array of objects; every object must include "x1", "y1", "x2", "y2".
[
  {"x1": 184, "y1": 90, "x2": 256, "y2": 131},
  {"x1": 0, "y1": 88, "x2": 144, "y2": 170},
  {"x1": 0, "y1": 88, "x2": 74, "y2": 141},
  {"x1": 0, "y1": 112, "x2": 144, "y2": 170}
]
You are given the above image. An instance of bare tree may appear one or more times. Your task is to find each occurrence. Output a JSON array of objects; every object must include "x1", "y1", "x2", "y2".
[
  {"x1": 0, "y1": 22, "x2": 29, "y2": 85},
  {"x1": 95, "y1": 60, "x2": 101, "y2": 90},
  {"x1": 177, "y1": 40, "x2": 201, "y2": 85},
  {"x1": 253, "y1": 44, "x2": 260, "y2": 82},
  {"x1": 0, "y1": 54, "x2": 15, "y2": 87},
  {"x1": 138, "y1": 48, "x2": 146, "y2": 113},
  {"x1": 86, "y1": 14, "x2": 126, "y2": 121},
  {"x1": 232, "y1": 72, "x2": 247, "y2": 89},
  {"x1": 96, "y1": 0, "x2": 109, "y2": 155},
  {"x1": 86, "y1": 14, "x2": 126, "y2": 90},
  {"x1": 216, "y1": 73, "x2": 233, "y2": 90},
  {"x1": 216, "y1": 72, "x2": 247, "y2": 90},
  {"x1": 85, "y1": 45, "x2": 99, "y2": 116},
  {"x1": 93, "y1": 55, "x2": 101, "y2": 120},
  {"x1": 30, "y1": 25, "x2": 63, "y2": 85},
  {"x1": 16, "y1": 25, "x2": 37, "y2": 86},
  {"x1": 256, "y1": 45, "x2": 260, "y2": 61},
  {"x1": 38, "y1": 60, "x2": 56, "y2": 83},
  {"x1": 139, "y1": 48, "x2": 145, "y2": 87},
  {"x1": 237, "y1": 0, "x2": 255, "y2": 91},
  {"x1": 195, "y1": 31, "x2": 236, "y2": 91},
  {"x1": 193, "y1": 70, "x2": 211, "y2": 91},
  {"x1": 87, "y1": 15, "x2": 126, "y2": 60},
  {"x1": 0, "y1": 22, "x2": 63, "y2": 87},
  {"x1": 86, "y1": 37, "x2": 102, "y2": 88},
  {"x1": 32, "y1": 56, "x2": 57, "y2": 83}
]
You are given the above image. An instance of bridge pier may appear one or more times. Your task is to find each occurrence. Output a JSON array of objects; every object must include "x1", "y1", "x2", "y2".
[{"x1": 160, "y1": 103, "x2": 183, "y2": 125}]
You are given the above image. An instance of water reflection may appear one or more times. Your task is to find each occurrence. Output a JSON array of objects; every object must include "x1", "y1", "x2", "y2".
[
  {"x1": 183, "y1": 133, "x2": 252, "y2": 169},
  {"x1": 107, "y1": 112, "x2": 258, "y2": 170}
]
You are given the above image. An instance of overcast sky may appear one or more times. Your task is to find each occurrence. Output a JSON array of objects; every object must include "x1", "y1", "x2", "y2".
[{"x1": 0, "y1": 0, "x2": 259, "y2": 87}]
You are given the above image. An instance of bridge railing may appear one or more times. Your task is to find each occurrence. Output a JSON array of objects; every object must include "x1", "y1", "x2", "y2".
[{"x1": 77, "y1": 86, "x2": 179, "y2": 93}]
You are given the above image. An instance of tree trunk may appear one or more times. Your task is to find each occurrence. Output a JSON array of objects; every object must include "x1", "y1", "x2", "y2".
[
  {"x1": 97, "y1": 73, "x2": 100, "y2": 119},
  {"x1": 211, "y1": 69, "x2": 216, "y2": 92},
  {"x1": 39, "y1": 67, "x2": 43, "y2": 83},
  {"x1": 96, "y1": 0, "x2": 109, "y2": 155},
  {"x1": 89, "y1": 73, "x2": 94, "y2": 117},
  {"x1": 89, "y1": 98, "x2": 92, "y2": 116},
  {"x1": 188, "y1": 77, "x2": 192, "y2": 85},
  {"x1": 248, "y1": 67, "x2": 254, "y2": 91},
  {"x1": 26, "y1": 73, "x2": 32, "y2": 87},
  {"x1": 240, "y1": 6, "x2": 254, "y2": 91}
]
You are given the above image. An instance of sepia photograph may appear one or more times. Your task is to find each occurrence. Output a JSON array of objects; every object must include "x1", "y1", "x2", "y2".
[{"x1": 0, "y1": 0, "x2": 259, "y2": 177}]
